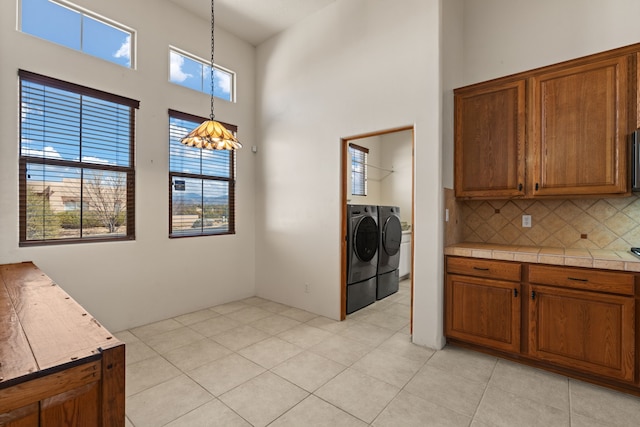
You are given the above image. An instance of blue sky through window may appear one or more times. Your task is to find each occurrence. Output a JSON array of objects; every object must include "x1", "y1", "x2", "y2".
[
  {"x1": 169, "y1": 115, "x2": 231, "y2": 203},
  {"x1": 169, "y1": 114, "x2": 232, "y2": 236},
  {"x1": 170, "y1": 50, "x2": 234, "y2": 102},
  {"x1": 169, "y1": 116, "x2": 231, "y2": 179},
  {"x1": 21, "y1": 0, "x2": 132, "y2": 68},
  {"x1": 21, "y1": 80, "x2": 132, "y2": 175}
]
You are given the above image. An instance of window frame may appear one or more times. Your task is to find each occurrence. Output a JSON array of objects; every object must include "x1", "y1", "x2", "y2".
[
  {"x1": 168, "y1": 109, "x2": 237, "y2": 238},
  {"x1": 19, "y1": 70, "x2": 139, "y2": 246},
  {"x1": 349, "y1": 143, "x2": 369, "y2": 196},
  {"x1": 169, "y1": 47, "x2": 236, "y2": 102},
  {"x1": 19, "y1": 0, "x2": 136, "y2": 69}
]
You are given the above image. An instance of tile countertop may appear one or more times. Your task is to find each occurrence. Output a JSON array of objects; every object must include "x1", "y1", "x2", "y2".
[{"x1": 444, "y1": 243, "x2": 640, "y2": 273}]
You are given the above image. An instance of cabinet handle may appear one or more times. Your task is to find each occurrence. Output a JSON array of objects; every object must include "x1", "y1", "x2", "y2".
[
  {"x1": 531, "y1": 291, "x2": 536, "y2": 300},
  {"x1": 535, "y1": 183, "x2": 539, "y2": 191},
  {"x1": 518, "y1": 183, "x2": 523, "y2": 191},
  {"x1": 473, "y1": 267, "x2": 490, "y2": 271},
  {"x1": 513, "y1": 288, "x2": 518, "y2": 297},
  {"x1": 568, "y1": 277, "x2": 588, "y2": 282}
]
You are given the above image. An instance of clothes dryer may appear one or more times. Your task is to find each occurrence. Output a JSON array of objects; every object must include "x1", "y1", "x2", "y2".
[
  {"x1": 378, "y1": 269, "x2": 399, "y2": 300},
  {"x1": 377, "y1": 206, "x2": 402, "y2": 299},
  {"x1": 377, "y1": 206, "x2": 402, "y2": 275},
  {"x1": 347, "y1": 205, "x2": 379, "y2": 284},
  {"x1": 346, "y1": 205, "x2": 379, "y2": 313}
]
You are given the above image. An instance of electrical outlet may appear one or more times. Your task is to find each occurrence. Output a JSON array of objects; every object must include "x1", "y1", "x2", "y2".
[
  {"x1": 305, "y1": 283, "x2": 310, "y2": 293},
  {"x1": 522, "y1": 215, "x2": 532, "y2": 228}
]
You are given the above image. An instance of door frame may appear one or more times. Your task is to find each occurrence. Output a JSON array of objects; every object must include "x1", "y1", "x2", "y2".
[{"x1": 340, "y1": 125, "x2": 415, "y2": 330}]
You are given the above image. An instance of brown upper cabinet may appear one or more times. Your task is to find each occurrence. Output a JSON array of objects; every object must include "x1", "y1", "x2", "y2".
[
  {"x1": 455, "y1": 44, "x2": 638, "y2": 199},
  {"x1": 455, "y1": 80, "x2": 526, "y2": 198}
]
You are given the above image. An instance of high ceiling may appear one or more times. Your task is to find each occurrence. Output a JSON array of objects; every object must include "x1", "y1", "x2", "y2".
[{"x1": 169, "y1": 0, "x2": 336, "y2": 46}]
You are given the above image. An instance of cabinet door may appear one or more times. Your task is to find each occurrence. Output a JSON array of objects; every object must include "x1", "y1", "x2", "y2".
[
  {"x1": 399, "y1": 240, "x2": 410, "y2": 278},
  {"x1": 529, "y1": 284, "x2": 635, "y2": 382},
  {"x1": 0, "y1": 404, "x2": 39, "y2": 427},
  {"x1": 445, "y1": 274, "x2": 521, "y2": 353},
  {"x1": 529, "y1": 55, "x2": 630, "y2": 196},
  {"x1": 40, "y1": 382, "x2": 100, "y2": 426},
  {"x1": 454, "y1": 79, "x2": 526, "y2": 198}
]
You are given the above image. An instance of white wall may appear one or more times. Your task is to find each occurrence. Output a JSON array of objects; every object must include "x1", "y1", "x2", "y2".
[
  {"x1": 380, "y1": 130, "x2": 413, "y2": 226},
  {"x1": 442, "y1": 0, "x2": 640, "y2": 198},
  {"x1": 441, "y1": 0, "x2": 464, "y2": 190},
  {"x1": 347, "y1": 130, "x2": 413, "y2": 224},
  {"x1": 443, "y1": 0, "x2": 640, "y2": 190},
  {"x1": 347, "y1": 136, "x2": 382, "y2": 206},
  {"x1": 6, "y1": 0, "x2": 629, "y2": 350},
  {"x1": 462, "y1": 0, "x2": 640, "y2": 85},
  {"x1": 0, "y1": 0, "x2": 257, "y2": 332},
  {"x1": 255, "y1": 0, "x2": 444, "y2": 349}
]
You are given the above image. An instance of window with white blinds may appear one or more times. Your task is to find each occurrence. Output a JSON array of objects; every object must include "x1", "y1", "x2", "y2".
[
  {"x1": 168, "y1": 110, "x2": 237, "y2": 237},
  {"x1": 19, "y1": 70, "x2": 139, "y2": 245},
  {"x1": 349, "y1": 143, "x2": 368, "y2": 196}
]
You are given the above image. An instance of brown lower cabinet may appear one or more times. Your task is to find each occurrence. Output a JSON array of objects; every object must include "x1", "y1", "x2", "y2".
[
  {"x1": 445, "y1": 256, "x2": 638, "y2": 393},
  {"x1": 0, "y1": 262, "x2": 125, "y2": 426},
  {"x1": 529, "y1": 284, "x2": 635, "y2": 382},
  {"x1": 445, "y1": 258, "x2": 521, "y2": 353}
]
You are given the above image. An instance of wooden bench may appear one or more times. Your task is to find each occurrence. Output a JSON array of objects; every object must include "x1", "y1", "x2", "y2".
[{"x1": 0, "y1": 262, "x2": 125, "y2": 426}]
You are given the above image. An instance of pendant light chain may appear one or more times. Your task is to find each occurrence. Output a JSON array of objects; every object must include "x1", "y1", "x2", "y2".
[
  {"x1": 210, "y1": 0, "x2": 215, "y2": 121},
  {"x1": 179, "y1": 0, "x2": 241, "y2": 150}
]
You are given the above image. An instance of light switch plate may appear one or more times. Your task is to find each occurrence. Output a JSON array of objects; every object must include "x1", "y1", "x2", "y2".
[{"x1": 522, "y1": 215, "x2": 532, "y2": 228}]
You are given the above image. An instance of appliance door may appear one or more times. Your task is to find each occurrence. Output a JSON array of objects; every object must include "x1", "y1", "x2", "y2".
[
  {"x1": 382, "y1": 216, "x2": 402, "y2": 256},
  {"x1": 348, "y1": 214, "x2": 378, "y2": 285},
  {"x1": 354, "y1": 216, "x2": 378, "y2": 262},
  {"x1": 378, "y1": 211, "x2": 402, "y2": 275}
]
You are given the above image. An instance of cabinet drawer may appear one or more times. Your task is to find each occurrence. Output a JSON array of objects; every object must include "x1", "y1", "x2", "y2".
[
  {"x1": 446, "y1": 257, "x2": 521, "y2": 282},
  {"x1": 529, "y1": 265, "x2": 634, "y2": 295}
]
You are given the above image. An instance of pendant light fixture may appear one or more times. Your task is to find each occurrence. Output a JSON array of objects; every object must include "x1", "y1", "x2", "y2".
[{"x1": 180, "y1": 0, "x2": 242, "y2": 150}]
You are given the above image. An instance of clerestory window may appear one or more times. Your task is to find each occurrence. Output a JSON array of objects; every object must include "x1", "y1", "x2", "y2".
[
  {"x1": 169, "y1": 48, "x2": 234, "y2": 102},
  {"x1": 20, "y1": 0, "x2": 135, "y2": 68}
]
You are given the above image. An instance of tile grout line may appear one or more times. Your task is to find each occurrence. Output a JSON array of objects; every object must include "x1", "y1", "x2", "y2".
[
  {"x1": 125, "y1": 294, "x2": 416, "y2": 426},
  {"x1": 467, "y1": 356, "x2": 498, "y2": 425},
  {"x1": 567, "y1": 378, "x2": 573, "y2": 427},
  {"x1": 368, "y1": 344, "x2": 436, "y2": 425}
]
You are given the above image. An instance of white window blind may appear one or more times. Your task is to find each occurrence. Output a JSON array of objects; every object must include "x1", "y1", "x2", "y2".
[{"x1": 349, "y1": 143, "x2": 369, "y2": 196}]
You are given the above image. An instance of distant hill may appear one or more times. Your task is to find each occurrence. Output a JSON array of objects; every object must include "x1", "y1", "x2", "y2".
[{"x1": 173, "y1": 192, "x2": 228, "y2": 205}]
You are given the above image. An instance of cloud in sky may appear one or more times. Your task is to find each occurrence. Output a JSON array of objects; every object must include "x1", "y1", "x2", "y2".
[
  {"x1": 22, "y1": 102, "x2": 42, "y2": 122},
  {"x1": 22, "y1": 145, "x2": 111, "y2": 166},
  {"x1": 170, "y1": 51, "x2": 192, "y2": 83},
  {"x1": 113, "y1": 34, "x2": 131, "y2": 66},
  {"x1": 214, "y1": 69, "x2": 232, "y2": 97},
  {"x1": 21, "y1": 145, "x2": 63, "y2": 159},
  {"x1": 81, "y1": 155, "x2": 112, "y2": 165}
]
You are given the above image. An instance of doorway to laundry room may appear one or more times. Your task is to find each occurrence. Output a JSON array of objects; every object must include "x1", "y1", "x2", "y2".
[{"x1": 340, "y1": 126, "x2": 414, "y2": 334}]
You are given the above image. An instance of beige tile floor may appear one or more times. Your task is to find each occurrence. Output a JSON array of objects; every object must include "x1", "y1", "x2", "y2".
[{"x1": 117, "y1": 280, "x2": 640, "y2": 426}]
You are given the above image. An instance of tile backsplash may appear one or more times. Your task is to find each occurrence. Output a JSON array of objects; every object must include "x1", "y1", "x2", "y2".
[{"x1": 459, "y1": 195, "x2": 640, "y2": 251}]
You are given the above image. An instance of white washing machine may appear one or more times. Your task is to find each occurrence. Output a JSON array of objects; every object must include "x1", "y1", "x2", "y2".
[{"x1": 346, "y1": 204, "x2": 378, "y2": 313}]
